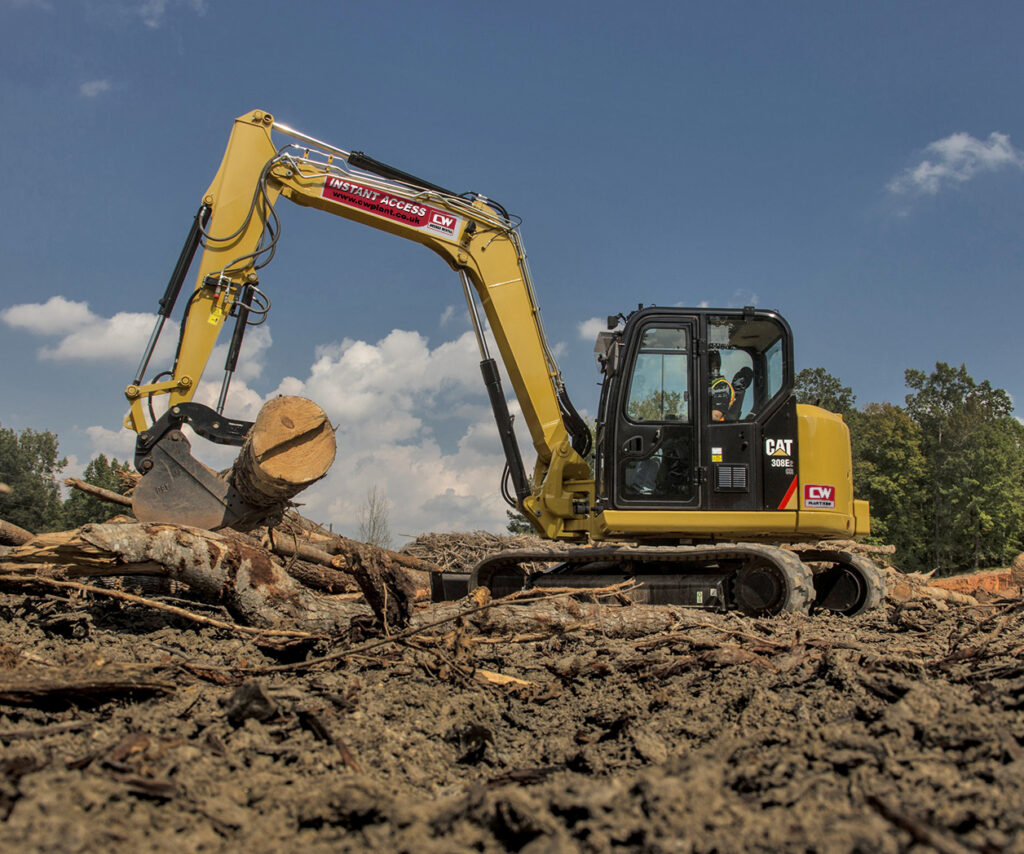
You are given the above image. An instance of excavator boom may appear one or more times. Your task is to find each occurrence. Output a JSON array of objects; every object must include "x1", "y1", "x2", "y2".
[{"x1": 126, "y1": 110, "x2": 592, "y2": 535}]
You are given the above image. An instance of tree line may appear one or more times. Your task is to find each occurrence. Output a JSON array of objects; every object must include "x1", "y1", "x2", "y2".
[
  {"x1": 796, "y1": 362, "x2": 1024, "y2": 575},
  {"x1": 0, "y1": 426, "x2": 132, "y2": 532}
]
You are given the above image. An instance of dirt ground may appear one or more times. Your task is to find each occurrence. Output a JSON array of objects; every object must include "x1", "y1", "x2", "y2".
[{"x1": 2, "y1": 572, "x2": 1023, "y2": 853}]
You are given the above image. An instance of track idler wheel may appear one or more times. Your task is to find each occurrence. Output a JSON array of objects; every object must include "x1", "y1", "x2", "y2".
[
  {"x1": 731, "y1": 551, "x2": 814, "y2": 617},
  {"x1": 806, "y1": 552, "x2": 885, "y2": 616},
  {"x1": 469, "y1": 561, "x2": 528, "y2": 599}
]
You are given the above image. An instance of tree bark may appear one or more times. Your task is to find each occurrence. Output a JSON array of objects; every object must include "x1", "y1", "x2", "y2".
[
  {"x1": 0, "y1": 663, "x2": 175, "y2": 705},
  {"x1": 0, "y1": 523, "x2": 361, "y2": 633},
  {"x1": 0, "y1": 518, "x2": 34, "y2": 546},
  {"x1": 64, "y1": 477, "x2": 133, "y2": 507},
  {"x1": 261, "y1": 534, "x2": 359, "y2": 594},
  {"x1": 1012, "y1": 552, "x2": 1024, "y2": 588},
  {"x1": 1, "y1": 521, "x2": 419, "y2": 632},
  {"x1": 339, "y1": 541, "x2": 418, "y2": 632}
]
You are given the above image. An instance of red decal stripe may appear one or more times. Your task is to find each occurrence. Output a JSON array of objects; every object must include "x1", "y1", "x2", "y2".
[{"x1": 778, "y1": 476, "x2": 798, "y2": 510}]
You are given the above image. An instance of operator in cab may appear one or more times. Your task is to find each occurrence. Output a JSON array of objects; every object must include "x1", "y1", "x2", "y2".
[{"x1": 709, "y1": 349, "x2": 735, "y2": 421}]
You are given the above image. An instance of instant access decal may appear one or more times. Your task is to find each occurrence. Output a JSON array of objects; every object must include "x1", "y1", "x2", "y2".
[
  {"x1": 804, "y1": 484, "x2": 836, "y2": 509},
  {"x1": 321, "y1": 178, "x2": 463, "y2": 239}
]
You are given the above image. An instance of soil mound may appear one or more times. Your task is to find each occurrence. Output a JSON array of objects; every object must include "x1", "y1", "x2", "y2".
[{"x1": 2, "y1": 546, "x2": 1022, "y2": 852}]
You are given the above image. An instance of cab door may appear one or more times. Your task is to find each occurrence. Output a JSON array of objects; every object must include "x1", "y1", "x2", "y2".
[{"x1": 609, "y1": 318, "x2": 700, "y2": 509}]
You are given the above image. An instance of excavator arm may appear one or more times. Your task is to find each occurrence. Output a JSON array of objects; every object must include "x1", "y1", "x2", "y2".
[{"x1": 126, "y1": 110, "x2": 593, "y2": 537}]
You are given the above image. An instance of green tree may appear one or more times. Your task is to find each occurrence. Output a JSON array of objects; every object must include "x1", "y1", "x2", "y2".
[
  {"x1": 794, "y1": 367, "x2": 856, "y2": 416},
  {"x1": 627, "y1": 390, "x2": 685, "y2": 422},
  {"x1": 505, "y1": 508, "x2": 534, "y2": 534},
  {"x1": 905, "y1": 363, "x2": 1024, "y2": 573},
  {"x1": 62, "y1": 453, "x2": 133, "y2": 528},
  {"x1": 0, "y1": 424, "x2": 66, "y2": 532},
  {"x1": 847, "y1": 403, "x2": 928, "y2": 570}
]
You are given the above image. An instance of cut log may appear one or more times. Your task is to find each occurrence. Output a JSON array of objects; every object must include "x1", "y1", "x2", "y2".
[
  {"x1": 929, "y1": 569, "x2": 1019, "y2": 597},
  {"x1": 888, "y1": 578, "x2": 977, "y2": 606},
  {"x1": 229, "y1": 396, "x2": 336, "y2": 514},
  {"x1": 1, "y1": 523, "x2": 361, "y2": 633},
  {"x1": 132, "y1": 397, "x2": 335, "y2": 531},
  {"x1": 0, "y1": 518, "x2": 34, "y2": 547},
  {"x1": 1, "y1": 521, "x2": 419, "y2": 633}
]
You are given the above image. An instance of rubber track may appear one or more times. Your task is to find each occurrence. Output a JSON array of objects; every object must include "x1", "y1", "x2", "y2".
[
  {"x1": 471, "y1": 542, "x2": 815, "y2": 615},
  {"x1": 797, "y1": 549, "x2": 886, "y2": 616}
]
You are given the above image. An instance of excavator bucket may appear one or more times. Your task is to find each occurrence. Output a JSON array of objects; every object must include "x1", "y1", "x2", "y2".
[{"x1": 131, "y1": 430, "x2": 255, "y2": 530}]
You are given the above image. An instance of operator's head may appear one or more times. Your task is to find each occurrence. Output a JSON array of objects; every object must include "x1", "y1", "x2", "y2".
[{"x1": 709, "y1": 349, "x2": 721, "y2": 375}]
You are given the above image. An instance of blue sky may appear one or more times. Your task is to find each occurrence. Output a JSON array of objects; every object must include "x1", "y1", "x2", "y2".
[{"x1": 1, "y1": 0, "x2": 1022, "y2": 538}]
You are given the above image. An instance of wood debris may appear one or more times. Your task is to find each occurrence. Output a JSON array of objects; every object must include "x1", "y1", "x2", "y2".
[{"x1": 401, "y1": 530, "x2": 569, "y2": 573}]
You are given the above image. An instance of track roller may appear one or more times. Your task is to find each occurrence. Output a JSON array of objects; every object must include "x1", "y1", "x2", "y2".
[
  {"x1": 469, "y1": 560, "x2": 529, "y2": 599},
  {"x1": 731, "y1": 550, "x2": 814, "y2": 617}
]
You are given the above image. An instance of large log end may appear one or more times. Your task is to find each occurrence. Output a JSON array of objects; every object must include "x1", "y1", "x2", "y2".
[{"x1": 231, "y1": 396, "x2": 337, "y2": 509}]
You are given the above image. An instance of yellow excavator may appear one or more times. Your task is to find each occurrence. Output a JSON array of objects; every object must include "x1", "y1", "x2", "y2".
[{"x1": 124, "y1": 109, "x2": 883, "y2": 617}]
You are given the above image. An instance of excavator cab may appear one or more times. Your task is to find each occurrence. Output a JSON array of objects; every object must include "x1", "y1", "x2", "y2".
[{"x1": 595, "y1": 306, "x2": 797, "y2": 520}]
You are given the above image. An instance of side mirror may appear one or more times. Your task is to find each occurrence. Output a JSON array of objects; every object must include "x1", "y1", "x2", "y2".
[{"x1": 594, "y1": 332, "x2": 619, "y2": 376}]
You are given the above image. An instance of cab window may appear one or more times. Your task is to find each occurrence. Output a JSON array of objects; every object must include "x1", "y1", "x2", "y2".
[
  {"x1": 707, "y1": 315, "x2": 787, "y2": 421},
  {"x1": 625, "y1": 326, "x2": 690, "y2": 423}
]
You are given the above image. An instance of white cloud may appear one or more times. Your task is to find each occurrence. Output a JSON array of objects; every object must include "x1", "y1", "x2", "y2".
[
  {"x1": 192, "y1": 374, "x2": 266, "y2": 427},
  {"x1": 1, "y1": 296, "x2": 96, "y2": 335},
  {"x1": 137, "y1": 0, "x2": 206, "y2": 29},
  {"x1": 274, "y1": 329, "x2": 482, "y2": 439},
  {"x1": 578, "y1": 317, "x2": 607, "y2": 341},
  {"x1": 85, "y1": 424, "x2": 137, "y2": 461},
  {"x1": 439, "y1": 305, "x2": 456, "y2": 326},
  {"x1": 730, "y1": 289, "x2": 759, "y2": 307},
  {"x1": 0, "y1": 297, "x2": 274, "y2": 379},
  {"x1": 267, "y1": 328, "x2": 515, "y2": 537},
  {"x1": 39, "y1": 311, "x2": 174, "y2": 362},
  {"x1": 888, "y1": 131, "x2": 1024, "y2": 196},
  {"x1": 79, "y1": 79, "x2": 111, "y2": 98}
]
